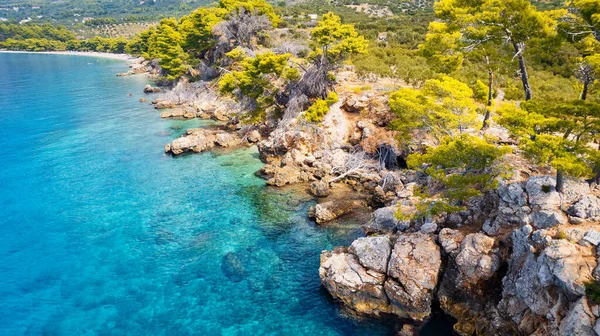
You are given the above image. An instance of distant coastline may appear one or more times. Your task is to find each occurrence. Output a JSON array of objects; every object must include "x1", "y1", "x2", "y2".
[{"x1": 0, "y1": 50, "x2": 133, "y2": 61}]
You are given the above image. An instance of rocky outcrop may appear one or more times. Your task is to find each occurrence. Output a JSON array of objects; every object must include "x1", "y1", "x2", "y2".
[
  {"x1": 437, "y1": 232, "x2": 507, "y2": 335},
  {"x1": 319, "y1": 233, "x2": 441, "y2": 321},
  {"x1": 319, "y1": 174, "x2": 600, "y2": 335},
  {"x1": 309, "y1": 180, "x2": 331, "y2": 197},
  {"x1": 364, "y1": 205, "x2": 409, "y2": 234},
  {"x1": 164, "y1": 129, "x2": 244, "y2": 155},
  {"x1": 559, "y1": 297, "x2": 596, "y2": 336},
  {"x1": 569, "y1": 195, "x2": 600, "y2": 221},
  {"x1": 484, "y1": 176, "x2": 573, "y2": 236},
  {"x1": 144, "y1": 84, "x2": 162, "y2": 93},
  {"x1": 309, "y1": 200, "x2": 365, "y2": 224},
  {"x1": 159, "y1": 105, "x2": 202, "y2": 119},
  {"x1": 154, "y1": 100, "x2": 177, "y2": 110},
  {"x1": 319, "y1": 248, "x2": 389, "y2": 316},
  {"x1": 498, "y1": 224, "x2": 597, "y2": 335}
]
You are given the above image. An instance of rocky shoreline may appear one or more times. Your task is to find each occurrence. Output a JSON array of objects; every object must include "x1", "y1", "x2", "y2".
[{"x1": 127, "y1": 59, "x2": 600, "y2": 335}]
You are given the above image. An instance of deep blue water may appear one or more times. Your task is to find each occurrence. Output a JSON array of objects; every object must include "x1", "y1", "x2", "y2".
[{"x1": 0, "y1": 53, "x2": 397, "y2": 335}]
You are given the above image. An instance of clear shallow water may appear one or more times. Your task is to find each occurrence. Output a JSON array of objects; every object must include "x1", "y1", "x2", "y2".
[{"x1": 0, "y1": 53, "x2": 395, "y2": 335}]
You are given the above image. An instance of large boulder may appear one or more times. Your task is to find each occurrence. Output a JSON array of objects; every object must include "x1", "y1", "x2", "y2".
[
  {"x1": 215, "y1": 133, "x2": 239, "y2": 147},
  {"x1": 558, "y1": 297, "x2": 596, "y2": 336},
  {"x1": 320, "y1": 233, "x2": 441, "y2": 321},
  {"x1": 364, "y1": 206, "x2": 410, "y2": 234},
  {"x1": 165, "y1": 131, "x2": 216, "y2": 155},
  {"x1": 143, "y1": 84, "x2": 161, "y2": 93},
  {"x1": 499, "y1": 224, "x2": 597, "y2": 335},
  {"x1": 484, "y1": 181, "x2": 530, "y2": 236},
  {"x1": 159, "y1": 105, "x2": 199, "y2": 119},
  {"x1": 154, "y1": 100, "x2": 177, "y2": 109},
  {"x1": 309, "y1": 200, "x2": 364, "y2": 224},
  {"x1": 309, "y1": 180, "x2": 331, "y2": 198},
  {"x1": 454, "y1": 233, "x2": 499, "y2": 287},
  {"x1": 385, "y1": 233, "x2": 442, "y2": 320},
  {"x1": 319, "y1": 250, "x2": 389, "y2": 316},
  {"x1": 525, "y1": 176, "x2": 568, "y2": 229},
  {"x1": 438, "y1": 228, "x2": 465, "y2": 257},
  {"x1": 348, "y1": 236, "x2": 392, "y2": 274},
  {"x1": 569, "y1": 195, "x2": 600, "y2": 220}
]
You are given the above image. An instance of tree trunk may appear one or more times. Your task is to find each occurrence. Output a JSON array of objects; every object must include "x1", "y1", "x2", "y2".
[
  {"x1": 581, "y1": 77, "x2": 590, "y2": 101},
  {"x1": 482, "y1": 68, "x2": 494, "y2": 129},
  {"x1": 512, "y1": 42, "x2": 532, "y2": 101},
  {"x1": 556, "y1": 170, "x2": 564, "y2": 193}
]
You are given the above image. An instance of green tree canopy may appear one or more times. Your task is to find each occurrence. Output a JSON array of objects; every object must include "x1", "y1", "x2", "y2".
[{"x1": 389, "y1": 75, "x2": 478, "y2": 143}]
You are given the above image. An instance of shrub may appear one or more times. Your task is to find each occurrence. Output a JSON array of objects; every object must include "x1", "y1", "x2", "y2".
[{"x1": 304, "y1": 92, "x2": 339, "y2": 123}]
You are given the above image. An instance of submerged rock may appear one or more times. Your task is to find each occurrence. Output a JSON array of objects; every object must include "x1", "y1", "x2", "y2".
[{"x1": 221, "y1": 251, "x2": 247, "y2": 282}]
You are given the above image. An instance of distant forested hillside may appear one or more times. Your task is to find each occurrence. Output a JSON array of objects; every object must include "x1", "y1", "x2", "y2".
[{"x1": 0, "y1": 0, "x2": 211, "y2": 23}]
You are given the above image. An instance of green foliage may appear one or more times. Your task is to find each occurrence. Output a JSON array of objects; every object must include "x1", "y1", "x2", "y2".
[
  {"x1": 351, "y1": 43, "x2": 435, "y2": 85},
  {"x1": 219, "y1": 0, "x2": 281, "y2": 26},
  {"x1": 402, "y1": 134, "x2": 510, "y2": 221},
  {"x1": 389, "y1": 75, "x2": 478, "y2": 143},
  {"x1": 179, "y1": 7, "x2": 228, "y2": 54},
  {"x1": 473, "y1": 80, "x2": 490, "y2": 103},
  {"x1": 586, "y1": 281, "x2": 600, "y2": 304},
  {"x1": 146, "y1": 18, "x2": 189, "y2": 80},
  {"x1": 84, "y1": 18, "x2": 117, "y2": 26},
  {"x1": 219, "y1": 52, "x2": 293, "y2": 121},
  {"x1": 419, "y1": 21, "x2": 463, "y2": 73},
  {"x1": 498, "y1": 100, "x2": 600, "y2": 183},
  {"x1": 303, "y1": 92, "x2": 339, "y2": 122},
  {"x1": 0, "y1": 23, "x2": 75, "y2": 42},
  {"x1": 126, "y1": 28, "x2": 155, "y2": 56},
  {"x1": 520, "y1": 134, "x2": 592, "y2": 178},
  {"x1": 0, "y1": 38, "x2": 67, "y2": 51},
  {"x1": 310, "y1": 12, "x2": 368, "y2": 64}
]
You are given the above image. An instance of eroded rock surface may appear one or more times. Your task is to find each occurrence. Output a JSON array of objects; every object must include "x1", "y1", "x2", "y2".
[{"x1": 319, "y1": 233, "x2": 441, "y2": 321}]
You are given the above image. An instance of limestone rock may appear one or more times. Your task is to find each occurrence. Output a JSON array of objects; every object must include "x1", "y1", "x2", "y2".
[
  {"x1": 309, "y1": 180, "x2": 330, "y2": 198},
  {"x1": 559, "y1": 297, "x2": 596, "y2": 336},
  {"x1": 364, "y1": 206, "x2": 409, "y2": 234},
  {"x1": 438, "y1": 228, "x2": 465, "y2": 257},
  {"x1": 385, "y1": 233, "x2": 441, "y2": 320},
  {"x1": 485, "y1": 181, "x2": 530, "y2": 236},
  {"x1": 247, "y1": 129, "x2": 261, "y2": 143},
  {"x1": 309, "y1": 200, "x2": 364, "y2": 224},
  {"x1": 539, "y1": 239, "x2": 596, "y2": 298},
  {"x1": 348, "y1": 236, "x2": 392, "y2": 274},
  {"x1": 526, "y1": 176, "x2": 568, "y2": 229},
  {"x1": 420, "y1": 221, "x2": 437, "y2": 234},
  {"x1": 569, "y1": 196, "x2": 600, "y2": 220},
  {"x1": 215, "y1": 133, "x2": 239, "y2": 147},
  {"x1": 165, "y1": 131, "x2": 216, "y2": 155},
  {"x1": 159, "y1": 105, "x2": 198, "y2": 119},
  {"x1": 455, "y1": 233, "x2": 499, "y2": 285},
  {"x1": 143, "y1": 84, "x2": 161, "y2": 93},
  {"x1": 154, "y1": 100, "x2": 177, "y2": 109},
  {"x1": 319, "y1": 250, "x2": 389, "y2": 316}
]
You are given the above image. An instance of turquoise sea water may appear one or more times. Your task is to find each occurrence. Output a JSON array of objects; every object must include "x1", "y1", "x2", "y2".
[{"x1": 0, "y1": 53, "x2": 398, "y2": 335}]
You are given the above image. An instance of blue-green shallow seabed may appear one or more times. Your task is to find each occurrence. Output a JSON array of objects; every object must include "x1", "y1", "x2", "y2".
[{"x1": 0, "y1": 53, "x2": 453, "y2": 335}]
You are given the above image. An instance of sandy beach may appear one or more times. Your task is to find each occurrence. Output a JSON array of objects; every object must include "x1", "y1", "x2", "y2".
[{"x1": 0, "y1": 50, "x2": 134, "y2": 61}]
